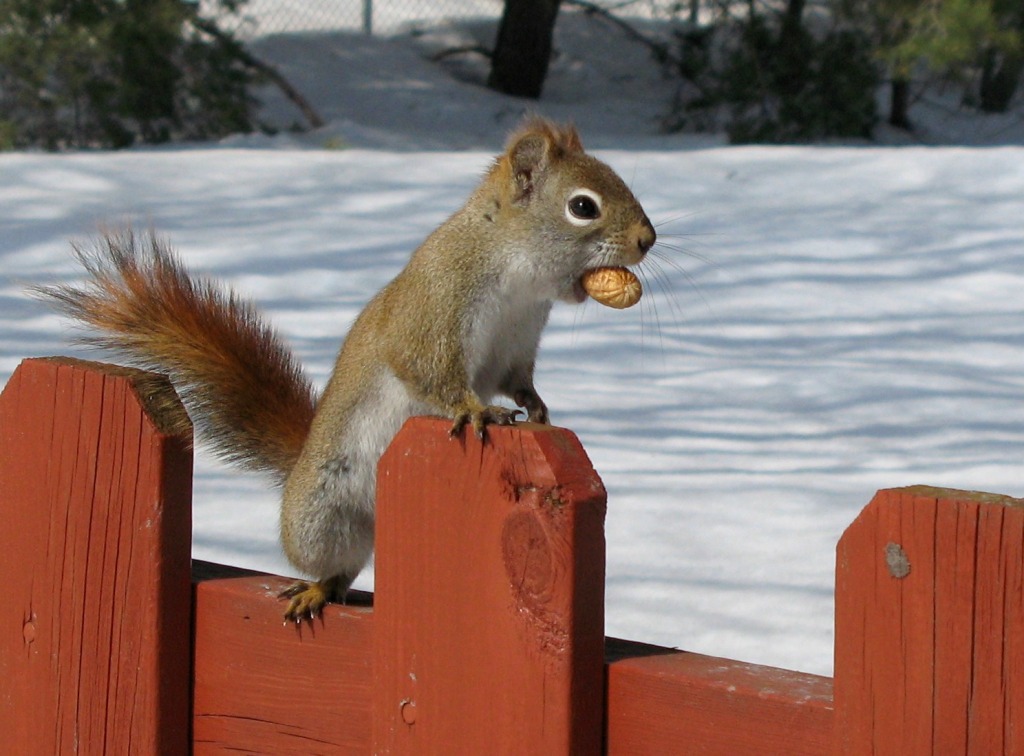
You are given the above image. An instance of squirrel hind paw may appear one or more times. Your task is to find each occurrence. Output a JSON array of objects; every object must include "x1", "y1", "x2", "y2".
[
  {"x1": 449, "y1": 405, "x2": 522, "y2": 440},
  {"x1": 279, "y1": 575, "x2": 352, "y2": 623}
]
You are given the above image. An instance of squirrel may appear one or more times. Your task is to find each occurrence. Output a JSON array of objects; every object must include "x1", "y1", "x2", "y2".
[{"x1": 37, "y1": 118, "x2": 656, "y2": 622}]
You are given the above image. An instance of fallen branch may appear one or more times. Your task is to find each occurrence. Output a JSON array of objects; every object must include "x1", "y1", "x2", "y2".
[
  {"x1": 189, "y1": 15, "x2": 325, "y2": 131},
  {"x1": 564, "y1": 0, "x2": 676, "y2": 68}
]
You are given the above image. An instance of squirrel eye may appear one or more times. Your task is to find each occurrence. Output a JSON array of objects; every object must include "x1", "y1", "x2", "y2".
[{"x1": 566, "y1": 190, "x2": 602, "y2": 225}]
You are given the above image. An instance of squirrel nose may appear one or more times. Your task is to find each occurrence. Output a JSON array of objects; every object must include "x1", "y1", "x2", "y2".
[{"x1": 636, "y1": 217, "x2": 656, "y2": 256}]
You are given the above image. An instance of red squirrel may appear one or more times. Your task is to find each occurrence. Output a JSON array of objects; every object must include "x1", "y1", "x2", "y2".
[{"x1": 38, "y1": 118, "x2": 655, "y2": 621}]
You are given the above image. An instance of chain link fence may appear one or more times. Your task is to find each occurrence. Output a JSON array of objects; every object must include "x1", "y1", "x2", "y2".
[
  {"x1": 207, "y1": 1, "x2": 686, "y2": 39},
  {"x1": 208, "y1": 1, "x2": 500, "y2": 38}
]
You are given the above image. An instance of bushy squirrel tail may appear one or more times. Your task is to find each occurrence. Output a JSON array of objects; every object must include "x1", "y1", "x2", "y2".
[{"x1": 35, "y1": 229, "x2": 316, "y2": 484}]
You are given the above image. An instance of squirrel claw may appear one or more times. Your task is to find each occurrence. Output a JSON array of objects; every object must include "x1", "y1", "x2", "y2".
[
  {"x1": 450, "y1": 405, "x2": 521, "y2": 439},
  {"x1": 279, "y1": 575, "x2": 349, "y2": 623},
  {"x1": 279, "y1": 581, "x2": 327, "y2": 622}
]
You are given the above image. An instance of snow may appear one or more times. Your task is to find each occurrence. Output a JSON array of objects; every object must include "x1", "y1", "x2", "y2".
[{"x1": 3, "y1": 10, "x2": 1024, "y2": 677}]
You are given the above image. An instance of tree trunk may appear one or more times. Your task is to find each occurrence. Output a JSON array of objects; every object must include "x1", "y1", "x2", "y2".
[
  {"x1": 780, "y1": 0, "x2": 806, "y2": 46},
  {"x1": 889, "y1": 77, "x2": 911, "y2": 129},
  {"x1": 776, "y1": 0, "x2": 809, "y2": 99},
  {"x1": 979, "y1": 48, "x2": 1023, "y2": 113},
  {"x1": 488, "y1": 0, "x2": 562, "y2": 99}
]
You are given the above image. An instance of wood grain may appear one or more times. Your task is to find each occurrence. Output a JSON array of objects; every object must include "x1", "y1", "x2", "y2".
[
  {"x1": 834, "y1": 486, "x2": 1024, "y2": 754},
  {"x1": 606, "y1": 638, "x2": 833, "y2": 754},
  {"x1": 0, "y1": 358, "x2": 192, "y2": 754},
  {"x1": 9, "y1": 359, "x2": 1024, "y2": 753},
  {"x1": 372, "y1": 417, "x2": 607, "y2": 754},
  {"x1": 191, "y1": 565, "x2": 374, "y2": 754}
]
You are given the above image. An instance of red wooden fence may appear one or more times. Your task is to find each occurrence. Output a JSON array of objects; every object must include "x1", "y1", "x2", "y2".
[{"x1": 1, "y1": 357, "x2": 1021, "y2": 753}]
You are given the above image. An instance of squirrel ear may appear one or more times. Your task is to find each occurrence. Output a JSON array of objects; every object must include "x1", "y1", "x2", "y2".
[
  {"x1": 508, "y1": 133, "x2": 549, "y2": 200},
  {"x1": 505, "y1": 119, "x2": 583, "y2": 203}
]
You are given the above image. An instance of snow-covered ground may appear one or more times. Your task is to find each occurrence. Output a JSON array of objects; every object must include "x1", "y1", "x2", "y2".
[{"x1": 2, "y1": 10, "x2": 1023, "y2": 676}]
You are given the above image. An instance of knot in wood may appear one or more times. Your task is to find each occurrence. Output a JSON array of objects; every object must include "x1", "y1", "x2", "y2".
[
  {"x1": 884, "y1": 542, "x2": 911, "y2": 579},
  {"x1": 502, "y1": 509, "x2": 554, "y2": 606}
]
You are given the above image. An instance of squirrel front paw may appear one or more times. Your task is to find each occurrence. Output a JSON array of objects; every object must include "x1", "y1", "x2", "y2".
[
  {"x1": 449, "y1": 403, "x2": 522, "y2": 439},
  {"x1": 279, "y1": 574, "x2": 351, "y2": 623}
]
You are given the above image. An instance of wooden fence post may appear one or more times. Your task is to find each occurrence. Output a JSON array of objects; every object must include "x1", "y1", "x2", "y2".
[
  {"x1": 372, "y1": 417, "x2": 607, "y2": 754},
  {"x1": 834, "y1": 486, "x2": 1024, "y2": 753},
  {"x1": 0, "y1": 358, "x2": 193, "y2": 754}
]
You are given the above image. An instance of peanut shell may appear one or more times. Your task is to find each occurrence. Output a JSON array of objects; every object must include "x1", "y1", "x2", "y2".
[{"x1": 580, "y1": 266, "x2": 642, "y2": 309}]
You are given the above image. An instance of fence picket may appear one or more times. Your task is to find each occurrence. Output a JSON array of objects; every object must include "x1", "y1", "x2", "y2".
[{"x1": 3, "y1": 359, "x2": 1023, "y2": 753}]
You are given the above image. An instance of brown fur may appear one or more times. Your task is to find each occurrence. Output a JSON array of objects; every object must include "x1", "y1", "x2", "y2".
[
  {"x1": 37, "y1": 118, "x2": 655, "y2": 621},
  {"x1": 35, "y1": 229, "x2": 316, "y2": 483}
]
